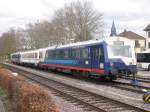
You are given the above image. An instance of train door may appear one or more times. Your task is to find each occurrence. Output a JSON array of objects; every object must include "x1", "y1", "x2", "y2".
[
  {"x1": 91, "y1": 45, "x2": 104, "y2": 71},
  {"x1": 39, "y1": 51, "x2": 43, "y2": 61}
]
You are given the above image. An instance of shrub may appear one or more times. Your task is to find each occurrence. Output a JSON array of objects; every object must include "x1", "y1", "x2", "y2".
[{"x1": 0, "y1": 68, "x2": 58, "y2": 112}]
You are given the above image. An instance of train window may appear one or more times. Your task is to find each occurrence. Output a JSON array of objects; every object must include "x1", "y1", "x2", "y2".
[
  {"x1": 27, "y1": 53, "x2": 31, "y2": 58},
  {"x1": 35, "y1": 53, "x2": 37, "y2": 58},
  {"x1": 76, "y1": 49, "x2": 80, "y2": 58},
  {"x1": 55, "y1": 51, "x2": 59, "y2": 58},
  {"x1": 45, "y1": 51, "x2": 48, "y2": 58},
  {"x1": 71, "y1": 49, "x2": 75, "y2": 58},
  {"x1": 48, "y1": 50, "x2": 55, "y2": 58},
  {"x1": 12, "y1": 55, "x2": 16, "y2": 58},
  {"x1": 53, "y1": 51, "x2": 56, "y2": 57},
  {"x1": 59, "y1": 50, "x2": 65, "y2": 58},
  {"x1": 30, "y1": 53, "x2": 34, "y2": 58},
  {"x1": 93, "y1": 47, "x2": 104, "y2": 60},
  {"x1": 64, "y1": 50, "x2": 69, "y2": 58},
  {"x1": 39, "y1": 52, "x2": 43, "y2": 58},
  {"x1": 27, "y1": 54, "x2": 29, "y2": 58},
  {"x1": 55, "y1": 50, "x2": 62, "y2": 58},
  {"x1": 93, "y1": 48, "x2": 98, "y2": 59},
  {"x1": 81, "y1": 48, "x2": 88, "y2": 59},
  {"x1": 48, "y1": 51, "x2": 51, "y2": 58},
  {"x1": 71, "y1": 49, "x2": 80, "y2": 59}
]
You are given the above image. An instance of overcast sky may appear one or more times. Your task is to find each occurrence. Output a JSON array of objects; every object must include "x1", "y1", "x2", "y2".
[{"x1": 0, "y1": 0, "x2": 149, "y2": 37}]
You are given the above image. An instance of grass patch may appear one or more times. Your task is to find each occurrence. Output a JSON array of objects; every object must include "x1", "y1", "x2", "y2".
[{"x1": 0, "y1": 87, "x2": 13, "y2": 112}]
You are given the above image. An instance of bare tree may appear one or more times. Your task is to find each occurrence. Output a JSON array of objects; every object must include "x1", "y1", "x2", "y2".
[
  {"x1": 26, "y1": 21, "x2": 54, "y2": 49},
  {"x1": 0, "y1": 0, "x2": 104, "y2": 58},
  {"x1": 51, "y1": 7, "x2": 73, "y2": 45},
  {"x1": 25, "y1": 1, "x2": 104, "y2": 48},
  {"x1": 0, "y1": 28, "x2": 21, "y2": 56},
  {"x1": 53, "y1": 0, "x2": 104, "y2": 42}
]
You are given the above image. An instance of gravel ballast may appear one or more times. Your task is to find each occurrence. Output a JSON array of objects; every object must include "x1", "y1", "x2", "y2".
[{"x1": 4, "y1": 63, "x2": 150, "y2": 111}]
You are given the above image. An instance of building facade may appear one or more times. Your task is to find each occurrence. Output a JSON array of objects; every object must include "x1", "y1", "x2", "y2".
[
  {"x1": 144, "y1": 24, "x2": 150, "y2": 51},
  {"x1": 118, "y1": 30, "x2": 145, "y2": 53}
]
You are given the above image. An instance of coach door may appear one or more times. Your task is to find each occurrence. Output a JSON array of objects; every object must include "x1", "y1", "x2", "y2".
[{"x1": 91, "y1": 45, "x2": 104, "y2": 70}]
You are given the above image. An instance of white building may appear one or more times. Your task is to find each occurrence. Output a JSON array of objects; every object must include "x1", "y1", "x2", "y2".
[
  {"x1": 144, "y1": 24, "x2": 150, "y2": 51},
  {"x1": 118, "y1": 30, "x2": 145, "y2": 53}
]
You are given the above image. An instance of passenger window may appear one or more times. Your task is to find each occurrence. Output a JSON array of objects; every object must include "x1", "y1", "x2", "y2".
[
  {"x1": 59, "y1": 51, "x2": 64, "y2": 58},
  {"x1": 51, "y1": 51, "x2": 56, "y2": 57},
  {"x1": 81, "y1": 48, "x2": 89, "y2": 59},
  {"x1": 55, "y1": 51, "x2": 59, "y2": 58},
  {"x1": 39, "y1": 52, "x2": 42, "y2": 58},
  {"x1": 99, "y1": 48, "x2": 104, "y2": 60},
  {"x1": 45, "y1": 51, "x2": 49, "y2": 58},
  {"x1": 93, "y1": 47, "x2": 103, "y2": 60},
  {"x1": 35, "y1": 53, "x2": 37, "y2": 58},
  {"x1": 64, "y1": 50, "x2": 69, "y2": 58},
  {"x1": 71, "y1": 49, "x2": 80, "y2": 59},
  {"x1": 76, "y1": 49, "x2": 80, "y2": 59}
]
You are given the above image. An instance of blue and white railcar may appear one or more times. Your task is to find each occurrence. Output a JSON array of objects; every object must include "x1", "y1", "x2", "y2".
[
  {"x1": 11, "y1": 48, "x2": 48, "y2": 67},
  {"x1": 39, "y1": 36, "x2": 137, "y2": 80},
  {"x1": 10, "y1": 52, "x2": 21, "y2": 64},
  {"x1": 20, "y1": 50, "x2": 40, "y2": 66}
]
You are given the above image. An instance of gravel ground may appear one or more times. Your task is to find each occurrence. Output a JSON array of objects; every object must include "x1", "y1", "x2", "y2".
[
  {"x1": 5, "y1": 63, "x2": 150, "y2": 111},
  {"x1": 116, "y1": 78, "x2": 150, "y2": 88},
  {"x1": 138, "y1": 70, "x2": 150, "y2": 78},
  {"x1": 51, "y1": 94, "x2": 86, "y2": 112}
]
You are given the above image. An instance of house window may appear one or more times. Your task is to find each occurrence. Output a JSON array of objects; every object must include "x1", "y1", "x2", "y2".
[
  {"x1": 148, "y1": 31, "x2": 150, "y2": 38},
  {"x1": 135, "y1": 40, "x2": 140, "y2": 48},
  {"x1": 149, "y1": 42, "x2": 150, "y2": 48}
]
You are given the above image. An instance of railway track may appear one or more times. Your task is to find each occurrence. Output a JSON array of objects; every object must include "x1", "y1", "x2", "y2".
[
  {"x1": 121, "y1": 75, "x2": 150, "y2": 83},
  {"x1": 2, "y1": 63, "x2": 150, "y2": 94},
  {"x1": 111, "y1": 80, "x2": 150, "y2": 94},
  {"x1": 2, "y1": 63, "x2": 150, "y2": 112}
]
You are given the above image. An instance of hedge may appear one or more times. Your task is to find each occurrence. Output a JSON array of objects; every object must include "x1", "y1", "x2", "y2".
[{"x1": 0, "y1": 68, "x2": 58, "y2": 112}]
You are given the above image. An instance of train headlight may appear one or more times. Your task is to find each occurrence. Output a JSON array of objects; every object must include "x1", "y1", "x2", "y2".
[{"x1": 100, "y1": 63, "x2": 104, "y2": 69}]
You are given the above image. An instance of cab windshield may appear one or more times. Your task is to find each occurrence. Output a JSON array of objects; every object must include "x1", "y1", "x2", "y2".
[{"x1": 109, "y1": 45, "x2": 132, "y2": 58}]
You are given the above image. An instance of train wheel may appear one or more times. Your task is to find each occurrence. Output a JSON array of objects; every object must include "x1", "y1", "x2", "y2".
[
  {"x1": 82, "y1": 71, "x2": 90, "y2": 78},
  {"x1": 105, "y1": 76, "x2": 113, "y2": 81},
  {"x1": 71, "y1": 70, "x2": 80, "y2": 76}
]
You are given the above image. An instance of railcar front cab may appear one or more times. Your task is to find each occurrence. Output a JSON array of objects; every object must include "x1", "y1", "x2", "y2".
[
  {"x1": 106, "y1": 37, "x2": 137, "y2": 79},
  {"x1": 10, "y1": 52, "x2": 21, "y2": 64}
]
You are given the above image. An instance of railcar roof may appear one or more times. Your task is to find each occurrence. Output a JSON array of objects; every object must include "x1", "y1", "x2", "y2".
[
  {"x1": 46, "y1": 36, "x2": 131, "y2": 50},
  {"x1": 11, "y1": 36, "x2": 132, "y2": 54},
  {"x1": 11, "y1": 52, "x2": 21, "y2": 55}
]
